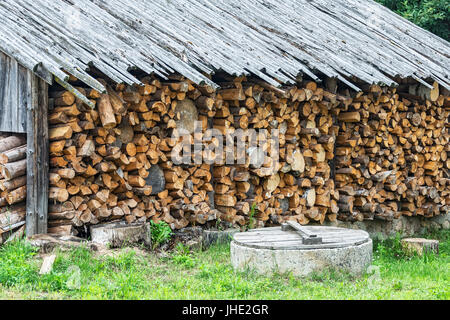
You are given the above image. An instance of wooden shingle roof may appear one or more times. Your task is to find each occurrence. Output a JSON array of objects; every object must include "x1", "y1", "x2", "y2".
[{"x1": 0, "y1": 0, "x2": 449, "y2": 93}]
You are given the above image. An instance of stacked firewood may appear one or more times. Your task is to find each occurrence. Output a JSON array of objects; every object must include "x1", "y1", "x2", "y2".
[
  {"x1": 211, "y1": 79, "x2": 338, "y2": 227},
  {"x1": 46, "y1": 73, "x2": 449, "y2": 234},
  {"x1": 0, "y1": 133, "x2": 27, "y2": 243},
  {"x1": 126, "y1": 80, "x2": 219, "y2": 229},
  {"x1": 334, "y1": 82, "x2": 449, "y2": 221},
  {"x1": 47, "y1": 76, "x2": 223, "y2": 234}
]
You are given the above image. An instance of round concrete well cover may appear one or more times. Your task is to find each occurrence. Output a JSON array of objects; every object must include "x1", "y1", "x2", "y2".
[
  {"x1": 233, "y1": 226, "x2": 370, "y2": 250},
  {"x1": 231, "y1": 226, "x2": 372, "y2": 277}
]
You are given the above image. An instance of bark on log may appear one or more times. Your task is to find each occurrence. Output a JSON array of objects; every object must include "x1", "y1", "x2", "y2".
[
  {"x1": 0, "y1": 145, "x2": 27, "y2": 164},
  {"x1": 0, "y1": 136, "x2": 26, "y2": 153},
  {"x1": 1, "y1": 159, "x2": 27, "y2": 180}
]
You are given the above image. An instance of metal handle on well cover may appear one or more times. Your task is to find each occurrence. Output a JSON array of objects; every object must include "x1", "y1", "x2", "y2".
[{"x1": 281, "y1": 221, "x2": 323, "y2": 245}]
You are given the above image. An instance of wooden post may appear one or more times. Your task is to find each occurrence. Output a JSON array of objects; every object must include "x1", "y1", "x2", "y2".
[{"x1": 26, "y1": 76, "x2": 49, "y2": 236}]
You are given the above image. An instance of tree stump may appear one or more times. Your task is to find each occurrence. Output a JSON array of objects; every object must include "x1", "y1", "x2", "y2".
[
  {"x1": 90, "y1": 222, "x2": 151, "y2": 248},
  {"x1": 401, "y1": 238, "x2": 439, "y2": 256}
]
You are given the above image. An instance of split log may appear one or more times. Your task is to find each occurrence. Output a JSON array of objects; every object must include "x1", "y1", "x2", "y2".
[
  {"x1": 174, "y1": 99, "x2": 198, "y2": 134},
  {"x1": 5, "y1": 185, "x2": 26, "y2": 205},
  {"x1": 98, "y1": 94, "x2": 117, "y2": 129}
]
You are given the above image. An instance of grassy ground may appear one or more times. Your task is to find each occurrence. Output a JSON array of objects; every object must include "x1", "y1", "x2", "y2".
[{"x1": 0, "y1": 229, "x2": 448, "y2": 300}]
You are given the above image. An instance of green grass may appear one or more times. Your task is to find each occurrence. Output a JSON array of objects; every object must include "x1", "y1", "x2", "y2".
[{"x1": 0, "y1": 229, "x2": 448, "y2": 300}]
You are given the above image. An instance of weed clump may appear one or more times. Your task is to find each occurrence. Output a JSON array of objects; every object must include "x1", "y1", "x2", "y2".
[{"x1": 150, "y1": 221, "x2": 173, "y2": 250}]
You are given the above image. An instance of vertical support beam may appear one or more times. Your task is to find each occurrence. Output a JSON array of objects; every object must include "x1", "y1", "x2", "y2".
[
  {"x1": 207, "y1": 116, "x2": 215, "y2": 210},
  {"x1": 326, "y1": 77, "x2": 339, "y2": 183},
  {"x1": 330, "y1": 114, "x2": 337, "y2": 182},
  {"x1": 26, "y1": 76, "x2": 48, "y2": 236}
]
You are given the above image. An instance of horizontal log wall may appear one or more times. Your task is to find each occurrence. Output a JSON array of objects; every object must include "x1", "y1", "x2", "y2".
[{"x1": 46, "y1": 74, "x2": 449, "y2": 236}]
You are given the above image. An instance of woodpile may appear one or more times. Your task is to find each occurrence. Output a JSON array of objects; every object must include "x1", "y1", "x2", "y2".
[
  {"x1": 211, "y1": 78, "x2": 338, "y2": 227},
  {"x1": 45, "y1": 73, "x2": 449, "y2": 235},
  {"x1": 47, "y1": 76, "x2": 222, "y2": 235},
  {"x1": 0, "y1": 133, "x2": 27, "y2": 243},
  {"x1": 334, "y1": 82, "x2": 449, "y2": 221}
]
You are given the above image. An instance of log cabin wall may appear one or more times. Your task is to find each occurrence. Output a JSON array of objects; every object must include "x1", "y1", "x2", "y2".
[{"x1": 47, "y1": 74, "x2": 449, "y2": 236}]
